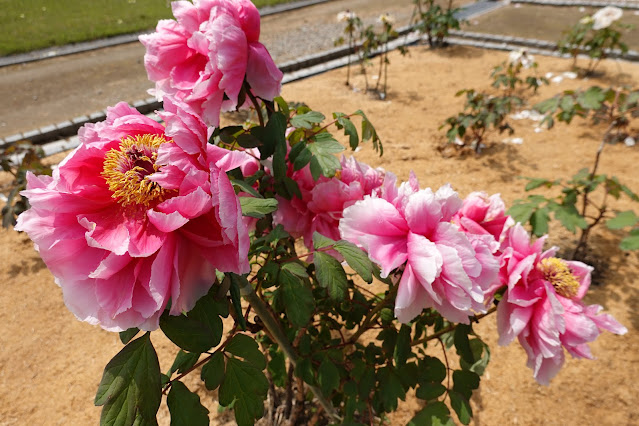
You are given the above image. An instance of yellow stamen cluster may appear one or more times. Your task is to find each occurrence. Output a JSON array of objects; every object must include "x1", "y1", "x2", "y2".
[
  {"x1": 538, "y1": 257, "x2": 580, "y2": 298},
  {"x1": 102, "y1": 134, "x2": 172, "y2": 208}
]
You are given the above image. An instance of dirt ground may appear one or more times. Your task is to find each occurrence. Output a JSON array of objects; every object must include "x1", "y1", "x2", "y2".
[{"x1": 1, "y1": 45, "x2": 638, "y2": 425}]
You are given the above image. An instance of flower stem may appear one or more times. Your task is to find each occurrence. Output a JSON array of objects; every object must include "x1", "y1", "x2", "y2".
[
  {"x1": 245, "y1": 82, "x2": 265, "y2": 127},
  {"x1": 236, "y1": 276, "x2": 341, "y2": 422}
]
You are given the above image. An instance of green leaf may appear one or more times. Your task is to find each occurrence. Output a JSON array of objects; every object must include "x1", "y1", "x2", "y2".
[
  {"x1": 312, "y1": 232, "x2": 336, "y2": 249},
  {"x1": 167, "y1": 381, "x2": 210, "y2": 426},
  {"x1": 290, "y1": 111, "x2": 325, "y2": 129},
  {"x1": 378, "y1": 366, "x2": 406, "y2": 412},
  {"x1": 334, "y1": 112, "x2": 359, "y2": 150},
  {"x1": 159, "y1": 288, "x2": 225, "y2": 353},
  {"x1": 229, "y1": 274, "x2": 247, "y2": 331},
  {"x1": 419, "y1": 356, "x2": 447, "y2": 383},
  {"x1": 201, "y1": 351, "x2": 225, "y2": 391},
  {"x1": 95, "y1": 334, "x2": 161, "y2": 426},
  {"x1": 236, "y1": 133, "x2": 262, "y2": 149},
  {"x1": 577, "y1": 86, "x2": 605, "y2": 110},
  {"x1": 454, "y1": 325, "x2": 475, "y2": 365},
  {"x1": 449, "y1": 390, "x2": 473, "y2": 425},
  {"x1": 318, "y1": 358, "x2": 340, "y2": 396},
  {"x1": 219, "y1": 358, "x2": 269, "y2": 426},
  {"x1": 459, "y1": 338, "x2": 490, "y2": 375},
  {"x1": 239, "y1": 197, "x2": 278, "y2": 218},
  {"x1": 393, "y1": 324, "x2": 412, "y2": 366},
  {"x1": 607, "y1": 210, "x2": 638, "y2": 230},
  {"x1": 334, "y1": 240, "x2": 374, "y2": 283},
  {"x1": 530, "y1": 208, "x2": 550, "y2": 236},
  {"x1": 167, "y1": 350, "x2": 200, "y2": 378},
  {"x1": 307, "y1": 132, "x2": 344, "y2": 179},
  {"x1": 225, "y1": 334, "x2": 266, "y2": 370},
  {"x1": 314, "y1": 251, "x2": 348, "y2": 301},
  {"x1": 267, "y1": 350, "x2": 287, "y2": 387},
  {"x1": 554, "y1": 206, "x2": 588, "y2": 233},
  {"x1": 280, "y1": 269, "x2": 315, "y2": 327},
  {"x1": 231, "y1": 178, "x2": 262, "y2": 198},
  {"x1": 119, "y1": 328, "x2": 139, "y2": 345},
  {"x1": 416, "y1": 382, "x2": 447, "y2": 401},
  {"x1": 507, "y1": 202, "x2": 535, "y2": 224},
  {"x1": 452, "y1": 370, "x2": 480, "y2": 399},
  {"x1": 281, "y1": 262, "x2": 308, "y2": 278},
  {"x1": 620, "y1": 229, "x2": 639, "y2": 250},
  {"x1": 270, "y1": 112, "x2": 288, "y2": 181},
  {"x1": 408, "y1": 402, "x2": 454, "y2": 426},
  {"x1": 525, "y1": 178, "x2": 552, "y2": 191}
]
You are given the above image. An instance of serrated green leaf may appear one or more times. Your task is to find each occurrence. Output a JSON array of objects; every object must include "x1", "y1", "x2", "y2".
[
  {"x1": 281, "y1": 262, "x2": 308, "y2": 278},
  {"x1": 525, "y1": 178, "x2": 552, "y2": 191},
  {"x1": 314, "y1": 251, "x2": 348, "y2": 300},
  {"x1": 239, "y1": 197, "x2": 278, "y2": 218},
  {"x1": 449, "y1": 390, "x2": 473, "y2": 425},
  {"x1": 280, "y1": 269, "x2": 315, "y2": 327},
  {"x1": 333, "y1": 240, "x2": 374, "y2": 283},
  {"x1": 607, "y1": 210, "x2": 638, "y2": 230},
  {"x1": 290, "y1": 111, "x2": 325, "y2": 129},
  {"x1": 119, "y1": 328, "x2": 139, "y2": 345},
  {"x1": 229, "y1": 274, "x2": 247, "y2": 331},
  {"x1": 201, "y1": 351, "x2": 225, "y2": 391},
  {"x1": 167, "y1": 350, "x2": 200, "y2": 378},
  {"x1": 159, "y1": 287, "x2": 225, "y2": 353},
  {"x1": 225, "y1": 334, "x2": 266, "y2": 370},
  {"x1": 95, "y1": 334, "x2": 161, "y2": 426},
  {"x1": 459, "y1": 338, "x2": 490, "y2": 375},
  {"x1": 419, "y1": 356, "x2": 447, "y2": 383},
  {"x1": 318, "y1": 358, "x2": 340, "y2": 396},
  {"x1": 267, "y1": 350, "x2": 287, "y2": 387},
  {"x1": 268, "y1": 112, "x2": 288, "y2": 181},
  {"x1": 167, "y1": 381, "x2": 210, "y2": 426},
  {"x1": 219, "y1": 358, "x2": 268, "y2": 426},
  {"x1": 313, "y1": 232, "x2": 336, "y2": 249},
  {"x1": 295, "y1": 357, "x2": 316, "y2": 385},
  {"x1": 577, "y1": 87, "x2": 605, "y2": 110},
  {"x1": 408, "y1": 401, "x2": 454, "y2": 426},
  {"x1": 307, "y1": 133, "x2": 344, "y2": 179},
  {"x1": 507, "y1": 202, "x2": 535, "y2": 224},
  {"x1": 334, "y1": 112, "x2": 359, "y2": 150},
  {"x1": 554, "y1": 206, "x2": 588, "y2": 233}
]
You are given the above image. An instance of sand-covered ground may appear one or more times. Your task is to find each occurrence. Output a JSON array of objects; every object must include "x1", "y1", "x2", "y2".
[{"x1": 1, "y1": 45, "x2": 638, "y2": 425}]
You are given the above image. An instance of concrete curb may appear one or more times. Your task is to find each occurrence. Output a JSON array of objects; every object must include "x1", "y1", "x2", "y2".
[
  {"x1": 511, "y1": 0, "x2": 639, "y2": 9},
  {"x1": 0, "y1": 0, "x2": 336, "y2": 69}
]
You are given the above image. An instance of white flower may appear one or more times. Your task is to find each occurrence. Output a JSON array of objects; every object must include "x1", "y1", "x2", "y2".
[
  {"x1": 592, "y1": 6, "x2": 623, "y2": 30},
  {"x1": 378, "y1": 13, "x2": 395, "y2": 25},
  {"x1": 337, "y1": 10, "x2": 357, "y2": 22},
  {"x1": 580, "y1": 16, "x2": 594, "y2": 25},
  {"x1": 508, "y1": 49, "x2": 534, "y2": 69}
]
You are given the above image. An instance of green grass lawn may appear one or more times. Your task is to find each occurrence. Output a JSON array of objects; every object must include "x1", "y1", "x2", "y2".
[{"x1": 0, "y1": 0, "x2": 298, "y2": 56}]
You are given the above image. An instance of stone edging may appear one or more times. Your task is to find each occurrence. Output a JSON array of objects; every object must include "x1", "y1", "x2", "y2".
[{"x1": 511, "y1": 0, "x2": 639, "y2": 9}]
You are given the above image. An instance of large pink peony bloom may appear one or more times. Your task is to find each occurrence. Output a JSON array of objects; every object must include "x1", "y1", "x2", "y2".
[
  {"x1": 15, "y1": 100, "x2": 251, "y2": 331},
  {"x1": 140, "y1": 0, "x2": 282, "y2": 127},
  {"x1": 273, "y1": 156, "x2": 392, "y2": 248},
  {"x1": 496, "y1": 224, "x2": 627, "y2": 384},
  {"x1": 453, "y1": 192, "x2": 512, "y2": 242},
  {"x1": 340, "y1": 179, "x2": 499, "y2": 324}
]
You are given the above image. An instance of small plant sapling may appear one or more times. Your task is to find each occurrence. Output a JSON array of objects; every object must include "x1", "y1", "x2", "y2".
[
  {"x1": 491, "y1": 49, "x2": 548, "y2": 97},
  {"x1": 412, "y1": 0, "x2": 463, "y2": 48},
  {"x1": 558, "y1": 6, "x2": 631, "y2": 75},
  {"x1": 509, "y1": 86, "x2": 639, "y2": 258},
  {"x1": 335, "y1": 10, "x2": 362, "y2": 87}
]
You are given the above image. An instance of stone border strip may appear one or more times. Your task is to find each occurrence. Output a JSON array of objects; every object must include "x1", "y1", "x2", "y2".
[
  {"x1": 0, "y1": 0, "x2": 336, "y2": 69},
  {"x1": 511, "y1": 0, "x2": 639, "y2": 9}
]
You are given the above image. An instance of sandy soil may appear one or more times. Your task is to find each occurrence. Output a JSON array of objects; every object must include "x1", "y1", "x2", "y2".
[{"x1": 2, "y1": 45, "x2": 638, "y2": 425}]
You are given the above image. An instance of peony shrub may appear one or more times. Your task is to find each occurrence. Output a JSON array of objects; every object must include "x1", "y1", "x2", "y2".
[{"x1": 14, "y1": 1, "x2": 627, "y2": 425}]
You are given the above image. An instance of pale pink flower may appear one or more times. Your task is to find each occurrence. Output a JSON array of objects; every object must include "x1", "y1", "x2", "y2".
[
  {"x1": 15, "y1": 100, "x2": 251, "y2": 331},
  {"x1": 340, "y1": 181, "x2": 499, "y2": 324},
  {"x1": 273, "y1": 156, "x2": 391, "y2": 248},
  {"x1": 140, "y1": 0, "x2": 282, "y2": 127},
  {"x1": 496, "y1": 224, "x2": 627, "y2": 384}
]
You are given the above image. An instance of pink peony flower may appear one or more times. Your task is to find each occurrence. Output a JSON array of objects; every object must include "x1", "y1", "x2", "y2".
[
  {"x1": 15, "y1": 100, "x2": 251, "y2": 331},
  {"x1": 453, "y1": 192, "x2": 512, "y2": 242},
  {"x1": 496, "y1": 224, "x2": 627, "y2": 384},
  {"x1": 273, "y1": 155, "x2": 392, "y2": 249},
  {"x1": 140, "y1": 0, "x2": 282, "y2": 127},
  {"x1": 340, "y1": 180, "x2": 499, "y2": 324}
]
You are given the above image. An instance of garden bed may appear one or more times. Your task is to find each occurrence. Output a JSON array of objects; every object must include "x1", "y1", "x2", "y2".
[{"x1": 1, "y1": 44, "x2": 638, "y2": 425}]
